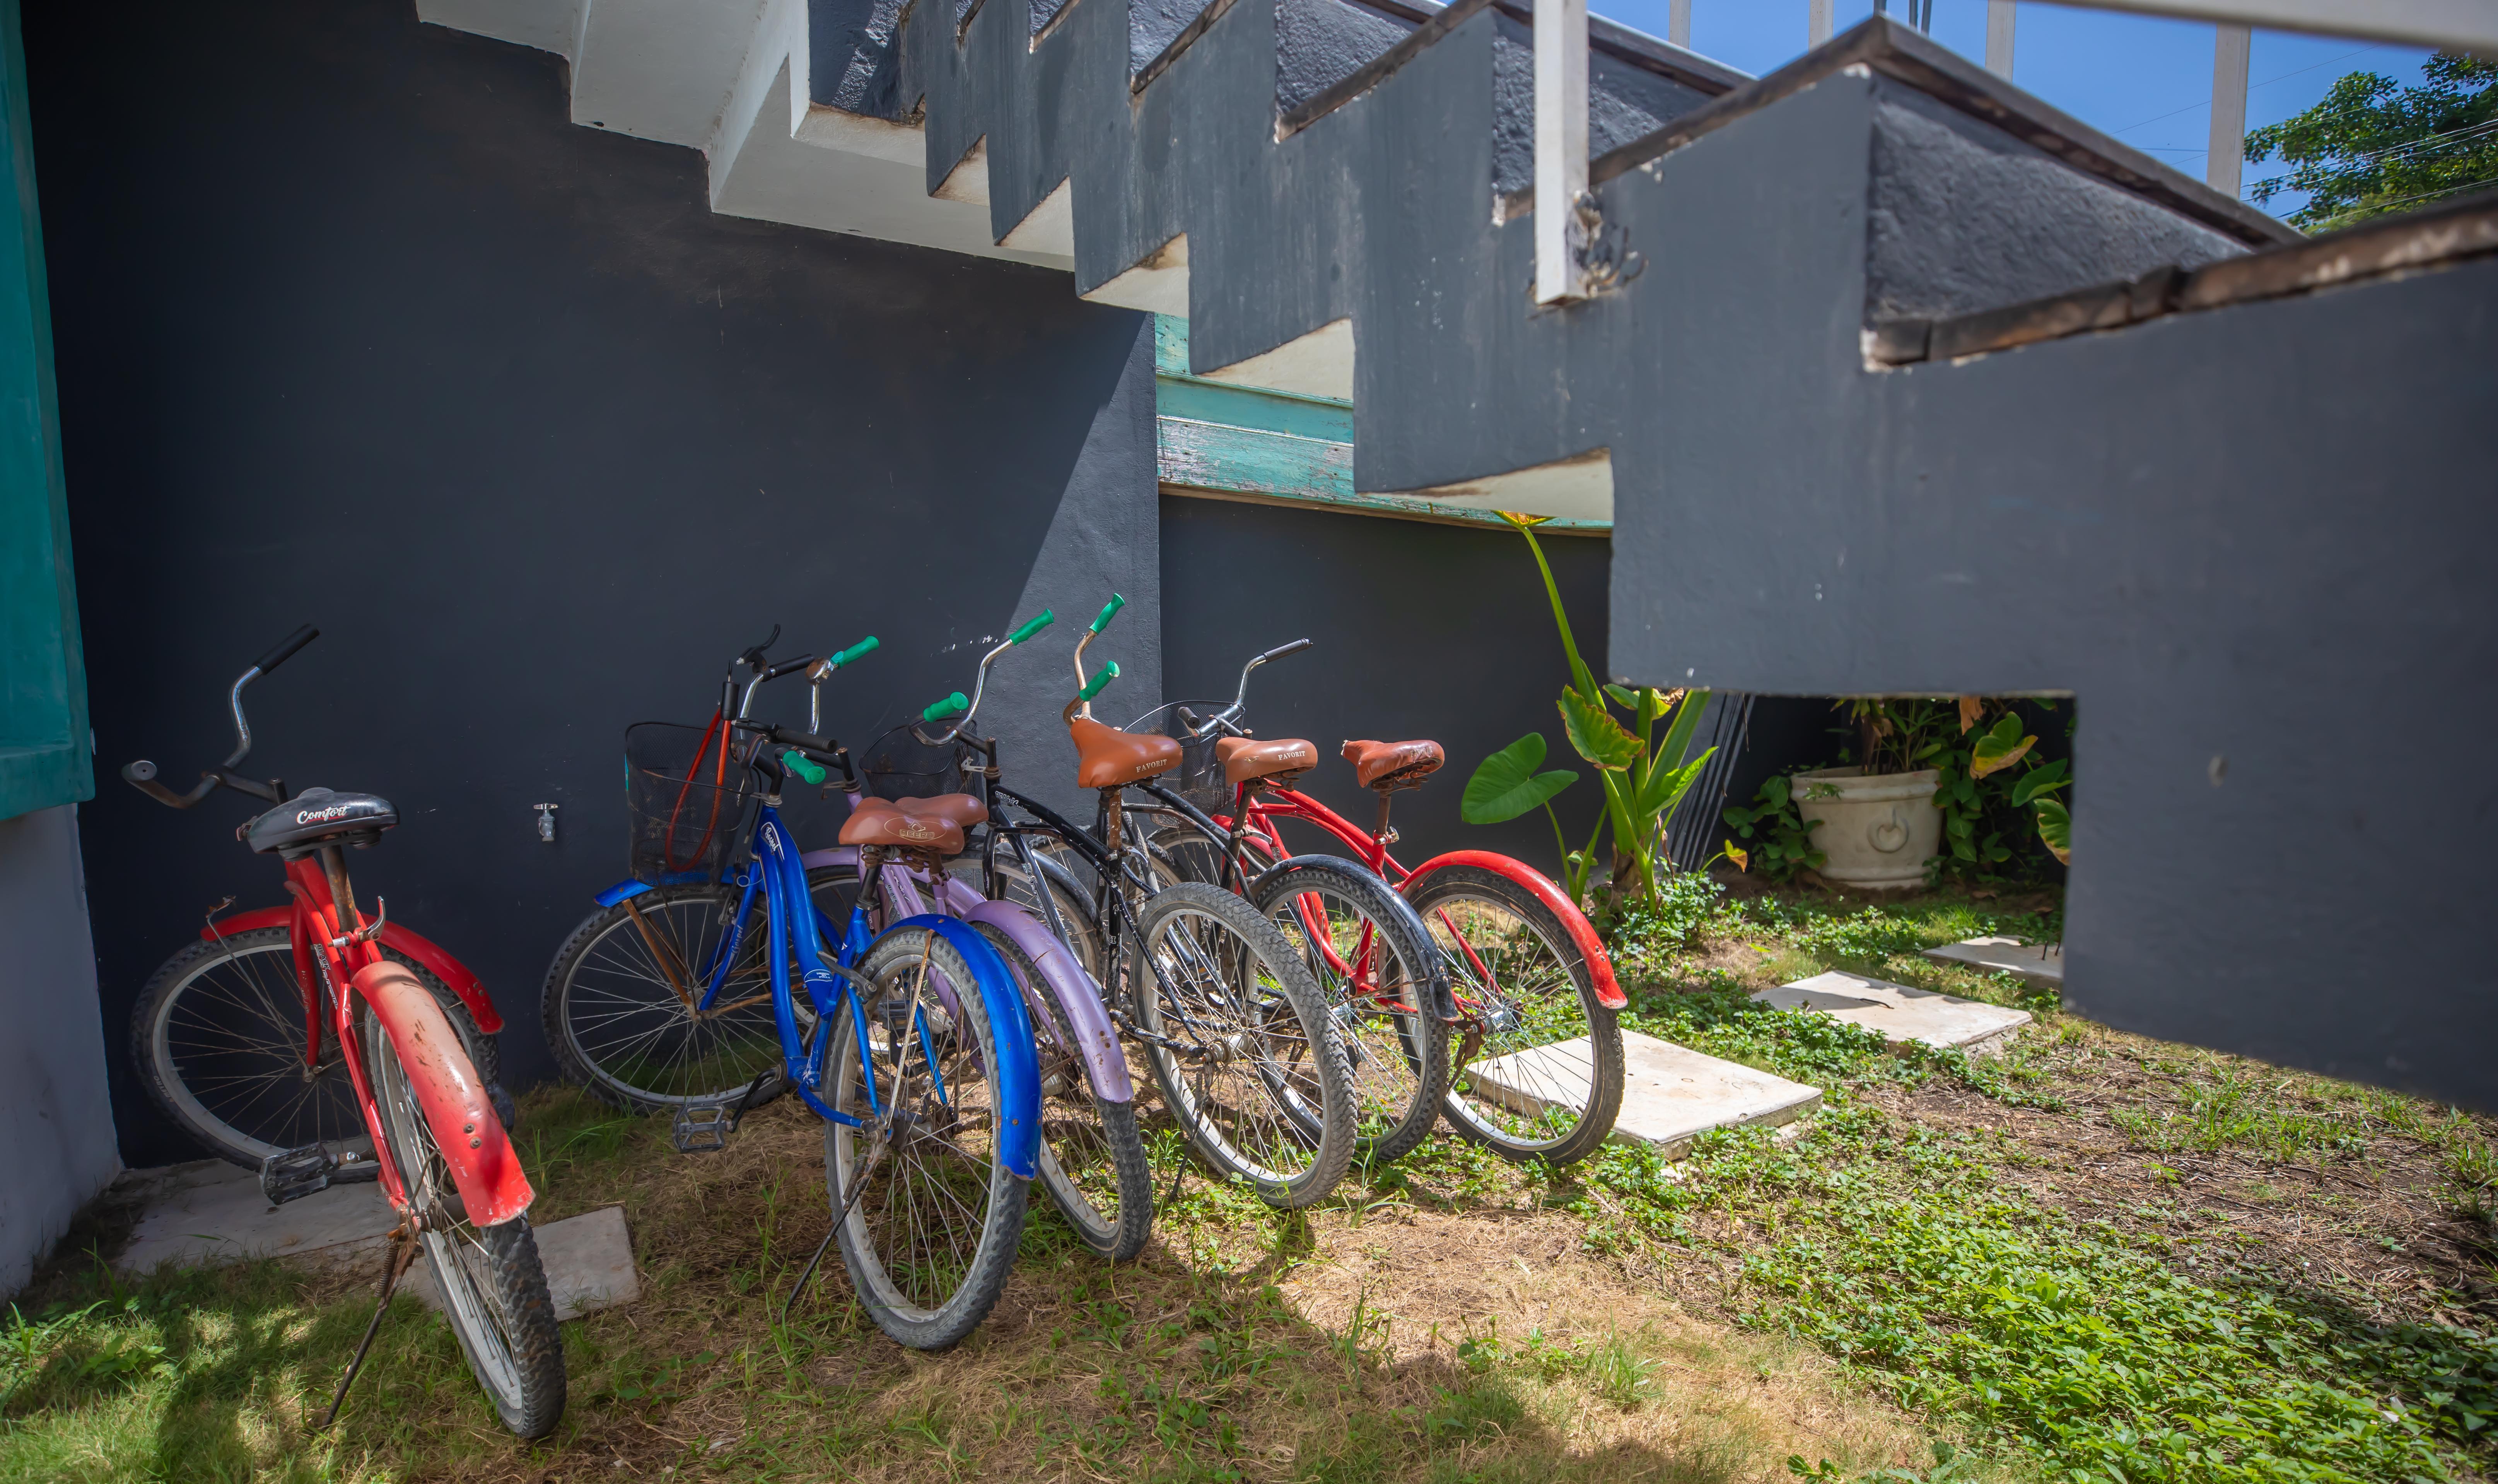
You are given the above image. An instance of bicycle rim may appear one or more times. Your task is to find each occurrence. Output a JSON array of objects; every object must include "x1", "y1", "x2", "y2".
[
  {"x1": 825, "y1": 928, "x2": 1027, "y2": 1347},
  {"x1": 1419, "y1": 875, "x2": 1613, "y2": 1157},
  {"x1": 553, "y1": 884, "x2": 807, "y2": 1107},
  {"x1": 1134, "y1": 888, "x2": 1340, "y2": 1192},
  {"x1": 143, "y1": 931, "x2": 364, "y2": 1163}
]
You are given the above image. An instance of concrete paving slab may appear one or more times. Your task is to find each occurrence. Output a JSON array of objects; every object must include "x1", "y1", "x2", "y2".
[
  {"x1": 1756, "y1": 970, "x2": 2032, "y2": 1054},
  {"x1": 114, "y1": 1160, "x2": 394, "y2": 1276},
  {"x1": 1920, "y1": 936, "x2": 2064, "y2": 987},
  {"x1": 1466, "y1": 1031, "x2": 1821, "y2": 1157},
  {"x1": 406, "y1": 1205, "x2": 640, "y2": 1321}
]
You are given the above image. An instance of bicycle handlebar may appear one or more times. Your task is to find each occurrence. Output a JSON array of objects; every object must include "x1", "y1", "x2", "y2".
[
  {"x1": 763, "y1": 654, "x2": 819, "y2": 683},
  {"x1": 1007, "y1": 610, "x2": 1053, "y2": 645},
  {"x1": 922, "y1": 692, "x2": 970, "y2": 723},
  {"x1": 254, "y1": 624, "x2": 319, "y2": 675},
  {"x1": 823, "y1": 635, "x2": 879, "y2": 671},
  {"x1": 1077, "y1": 661, "x2": 1119, "y2": 703},
  {"x1": 1252, "y1": 638, "x2": 1313, "y2": 668},
  {"x1": 1088, "y1": 594, "x2": 1126, "y2": 635}
]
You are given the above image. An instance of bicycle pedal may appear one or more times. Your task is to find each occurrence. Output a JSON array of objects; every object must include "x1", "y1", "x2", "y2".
[
  {"x1": 671, "y1": 1103, "x2": 735, "y2": 1154},
  {"x1": 260, "y1": 1144, "x2": 368, "y2": 1205}
]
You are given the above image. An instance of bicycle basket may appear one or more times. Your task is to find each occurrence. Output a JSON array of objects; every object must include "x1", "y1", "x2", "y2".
[
  {"x1": 857, "y1": 722, "x2": 975, "y2": 802},
  {"x1": 1130, "y1": 700, "x2": 1236, "y2": 815},
  {"x1": 625, "y1": 719, "x2": 756, "y2": 885}
]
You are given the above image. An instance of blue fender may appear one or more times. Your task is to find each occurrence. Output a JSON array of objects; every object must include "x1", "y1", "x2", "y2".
[{"x1": 891, "y1": 914, "x2": 1042, "y2": 1181}]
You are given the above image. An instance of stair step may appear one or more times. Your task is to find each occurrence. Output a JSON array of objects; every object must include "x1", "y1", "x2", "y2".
[
  {"x1": 1465, "y1": 1030, "x2": 1821, "y2": 1157},
  {"x1": 1757, "y1": 971, "x2": 2032, "y2": 1055}
]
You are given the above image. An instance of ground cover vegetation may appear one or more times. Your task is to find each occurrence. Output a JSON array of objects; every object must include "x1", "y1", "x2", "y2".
[{"x1": 7, "y1": 879, "x2": 2495, "y2": 1482}]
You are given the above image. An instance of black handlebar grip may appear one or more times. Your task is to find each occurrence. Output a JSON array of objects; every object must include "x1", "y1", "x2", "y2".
[
  {"x1": 253, "y1": 625, "x2": 319, "y2": 675},
  {"x1": 1258, "y1": 638, "x2": 1315, "y2": 665},
  {"x1": 763, "y1": 654, "x2": 820, "y2": 683}
]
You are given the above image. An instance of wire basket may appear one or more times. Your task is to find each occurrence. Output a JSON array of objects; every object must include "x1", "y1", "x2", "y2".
[
  {"x1": 1127, "y1": 700, "x2": 1237, "y2": 815},
  {"x1": 625, "y1": 719, "x2": 755, "y2": 885},
  {"x1": 857, "y1": 722, "x2": 976, "y2": 803}
]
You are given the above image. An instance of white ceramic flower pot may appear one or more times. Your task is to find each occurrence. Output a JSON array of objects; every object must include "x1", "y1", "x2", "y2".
[{"x1": 1791, "y1": 766, "x2": 1942, "y2": 890}]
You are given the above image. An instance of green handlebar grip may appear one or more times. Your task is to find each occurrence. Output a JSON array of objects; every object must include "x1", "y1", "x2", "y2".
[
  {"x1": 922, "y1": 692, "x2": 970, "y2": 723},
  {"x1": 780, "y1": 749, "x2": 827, "y2": 786},
  {"x1": 830, "y1": 636, "x2": 879, "y2": 668},
  {"x1": 1077, "y1": 660, "x2": 1120, "y2": 702},
  {"x1": 1088, "y1": 594, "x2": 1127, "y2": 635},
  {"x1": 1007, "y1": 610, "x2": 1053, "y2": 646}
]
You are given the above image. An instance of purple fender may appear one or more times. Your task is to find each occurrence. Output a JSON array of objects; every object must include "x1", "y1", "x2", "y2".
[
  {"x1": 947, "y1": 888, "x2": 1132, "y2": 1104},
  {"x1": 799, "y1": 844, "x2": 1129, "y2": 1103}
]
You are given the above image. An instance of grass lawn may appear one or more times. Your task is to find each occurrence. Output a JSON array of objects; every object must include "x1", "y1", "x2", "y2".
[{"x1": 6, "y1": 877, "x2": 2495, "y2": 1483}]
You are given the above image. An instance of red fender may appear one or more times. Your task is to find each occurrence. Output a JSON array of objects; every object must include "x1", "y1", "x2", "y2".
[
  {"x1": 1398, "y1": 850, "x2": 1627, "y2": 1010},
  {"x1": 352, "y1": 962, "x2": 533, "y2": 1226},
  {"x1": 205, "y1": 907, "x2": 504, "y2": 1035}
]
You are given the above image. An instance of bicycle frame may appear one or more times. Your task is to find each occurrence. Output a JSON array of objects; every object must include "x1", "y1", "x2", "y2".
[{"x1": 1150, "y1": 781, "x2": 1626, "y2": 1012}]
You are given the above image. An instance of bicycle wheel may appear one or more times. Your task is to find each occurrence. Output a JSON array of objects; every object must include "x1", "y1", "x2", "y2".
[
  {"x1": 986, "y1": 835, "x2": 1108, "y2": 980},
  {"x1": 1129, "y1": 882, "x2": 1356, "y2": 1208},
  {"x1": 1250, "y1": 856, "x2": 1450, "y2": 1165},
  {"x1": 1409, "y1": 864, "x2": 1622, "y2": 1166},
  {"x1": 540, "y1": 871, "x2": 851, "y2": 1113},
  {"x1": 972, "y1": 923, "x2": 1153, "y2": 1261},
  {"x1": 361, "y1": 1008, "x2": 565, "y2": 1438},
  {"x1": 132, "y1": 926, "x2": 496, "y2": 1168},
  {"x1": 823, "y1": 927, "x2": 1030, "y2": 1349}
]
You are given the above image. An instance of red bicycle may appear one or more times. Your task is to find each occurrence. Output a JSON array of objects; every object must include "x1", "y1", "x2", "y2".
[
  {"x1": 1139, "y1": 642, "x2": 1629, "y2": 1166},
  {"x1": 122, "y1": 627, "x2": 564, "y2": 1436}
]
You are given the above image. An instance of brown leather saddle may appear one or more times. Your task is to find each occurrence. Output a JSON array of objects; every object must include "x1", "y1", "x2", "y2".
[
  {"x1": 1215, "y1": 736, "x2": 1317, "y2": 792},
  {"x1": 1342, "y1": 739, "x2": 1445, "y2": 791},
  {"x1": 838, "y1": 794, "x2": 989, "y2": 857},
  {"x1": 1068, "y1": 710, "x2": 1182, "y2": 790}
]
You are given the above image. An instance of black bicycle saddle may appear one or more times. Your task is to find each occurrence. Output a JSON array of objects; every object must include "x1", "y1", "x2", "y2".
[{"x1": 245, "y1": 787, "x2": 398, "y2": 857}]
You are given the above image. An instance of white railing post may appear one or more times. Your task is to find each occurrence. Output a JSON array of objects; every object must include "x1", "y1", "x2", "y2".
[
  {"x1": 1986, "y1": 0, "x2": 2017, "y2": 75},
  {"x1": 2206, "y1": 23, "x2": 2251, "y2": 196},
  {"x1": 1534, "y1": 0, "x2": 1588, "y2": 304}
]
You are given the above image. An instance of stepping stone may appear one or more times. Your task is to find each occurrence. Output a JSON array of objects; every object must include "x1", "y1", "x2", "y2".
[
  {"x1": 1921, "y1": 935, "x2": 2064, "y2": 987},
  {"x1": 114, "y1": 1159, "x2": 393, "y2": 1276},
  {"x1": 1465, "y1": 1031, "x2": 1821, "y2": 1158},
  {"x1": 1755, "y1": 970, "x2": 2031, "y2": 1054},
  {"x1": 406, "y1": 1204, "x2": 640, "y2": 1321}
]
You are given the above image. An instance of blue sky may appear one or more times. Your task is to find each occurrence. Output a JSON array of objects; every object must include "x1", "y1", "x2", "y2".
[{"x1": 1588, "y1": 0, "x2": 2434, "y2": 220}]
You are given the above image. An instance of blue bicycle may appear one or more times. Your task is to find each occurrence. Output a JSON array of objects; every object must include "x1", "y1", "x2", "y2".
[{"x1": 539, "y1": 628, "x2": 1042, "y2": 1349}]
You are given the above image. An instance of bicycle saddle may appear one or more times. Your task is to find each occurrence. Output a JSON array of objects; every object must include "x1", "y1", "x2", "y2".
[
  {"x1": 1067, "y1": 713, "x2": 1180, "y2": 790},
  {"x1": 244, "y1": 787, "x2": 398, "y2": 857},
  {"x1": 1215, "y1": 736, "x2": 1316, "y2": 789},
  {"x1": 1342, "y1": 739, "x2": 1444, "y2": 791},
  {"x1": 840, "y1": 795, "x2": 987, "y2": 856}
]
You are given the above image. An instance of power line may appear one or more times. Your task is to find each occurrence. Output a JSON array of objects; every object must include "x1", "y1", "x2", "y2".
[{"x1": 2111, "y1": 41, "x2": 2386, "y2": 138}]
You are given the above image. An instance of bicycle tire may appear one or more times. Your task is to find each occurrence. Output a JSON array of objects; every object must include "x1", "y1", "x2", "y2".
[
  {"x1": 1249, "y1": 856, "x2": 1450, "y2": 1166},
  {"x1": 362, "y1": 1008, "x2": 565, "y2": 1438},
  {"x1": 972, "y1": 922, "x2": 1153, "y2": 1262},
  {"x1": 132, "y1": 926, "x2": 495, "y2": 1169},
  {"x1": 1409, "y1": 864, "x2": 1623, "y2": 1167},
  {"x1": 1128, "y1": 882, "x2": 1356, "y2": 1208},
  {"x1": 540, "y1": 870, "x2": 853, "y2": 1113},
  {"x1": 824, "y1": 927, "x2": 1030, "y2": 1350}
]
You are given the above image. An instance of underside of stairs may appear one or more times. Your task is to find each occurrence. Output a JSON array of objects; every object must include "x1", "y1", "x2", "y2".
[{"x1": 413, "y1": 0, "x2": 2498, "y2": 1108}]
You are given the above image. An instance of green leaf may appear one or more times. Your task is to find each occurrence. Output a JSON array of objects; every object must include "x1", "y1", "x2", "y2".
[
  {"x1": 2036, "y1": 799, "x2": 2071, "y2": 864},
  {"x1": 1636, "y1": 746, "x2": 1715, "y2": 821},
  {"x1": 1971, "y1": 714, "x2": 2037, "y2": 779},
  {"x1": 1602, "y1": 682, "x2": 1639, "y2": 712},
  {"x1": 2011, "y1": 759, "x2": 2069, "y2": 806},
  {"x1": 1462, "y1": 733, "x2": 1580, "y2": 824},
  {"x1": 1559, "y1": 688, "x2": 1642, "y2": 771}
]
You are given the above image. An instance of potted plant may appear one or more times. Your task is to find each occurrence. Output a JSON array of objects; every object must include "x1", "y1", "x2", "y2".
[{"x1": 1787, "y1": 699, "x2": 1951, "y2": 890}]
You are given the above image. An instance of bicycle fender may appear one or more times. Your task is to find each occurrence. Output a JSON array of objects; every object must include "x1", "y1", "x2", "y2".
[
  {"x1": 207, "y1": 907, "x2": 506, "y2": 1034},
  {"x1": 797, "y1": 846, "x2": 858, "y2": 872},
  {"x1": 890, "y1": 914, "x2": 1042, "y2": 1180},
  {"x1": 960, "y1": 897, "x2": 1133, "y2": 1104},
  {"x1": 1399, "y1": 850, "x2": 1626, "y2": 1010},
  {"x1": 352, "y1": 961, "x2": 533, "y2": 1225}
]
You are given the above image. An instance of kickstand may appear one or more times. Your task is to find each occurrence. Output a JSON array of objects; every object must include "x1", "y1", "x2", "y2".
[
  {"x1": 1164, "y1": 1155, "x2": 1186, "y2": 1211},
  {"x1": 314, "y1": 1225, "x2": 418, "y2": 1431},
  {"x1": 780, "y1": 1128, "x2": 890, "y2": 1324}
]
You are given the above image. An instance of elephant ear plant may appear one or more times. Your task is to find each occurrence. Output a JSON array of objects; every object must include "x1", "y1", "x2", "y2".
[{"x1": 1458, "y1": 513, "x2": 1716, "y2": 907}]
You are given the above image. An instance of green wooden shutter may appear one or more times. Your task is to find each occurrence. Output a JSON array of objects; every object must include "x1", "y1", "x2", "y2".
[{"x1": 0, "y1": 0, "x2": 89, "y2": 822}]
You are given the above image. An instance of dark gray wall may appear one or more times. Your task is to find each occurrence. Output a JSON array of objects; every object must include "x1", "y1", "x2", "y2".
[
  {"x1": 31, "y1": 0, "x2": 1159, "y2": 1166},
  {"x1": 1159, "y1": 496, "x2": 1609, "y2": 875}
]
